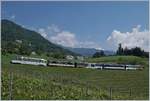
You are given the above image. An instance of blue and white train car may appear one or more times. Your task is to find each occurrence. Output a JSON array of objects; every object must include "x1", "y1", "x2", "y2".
[
  {"x1": 86, "y1": 63, "x2": 103, "y2": 69},
  {"x1": 86, "y1": 63, "x2": 142, "y2": 70}
]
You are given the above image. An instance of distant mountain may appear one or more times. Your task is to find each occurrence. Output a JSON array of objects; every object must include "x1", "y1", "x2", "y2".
[
  {"x1": 103, "y1": 50, "x2": 115, "y2": 56},
  {"x1": 1, "y1": 19, "x2": 76, "y2": 56},
  {"x1": 66, "y1": 47, "x2": 115, "y2": 56}
]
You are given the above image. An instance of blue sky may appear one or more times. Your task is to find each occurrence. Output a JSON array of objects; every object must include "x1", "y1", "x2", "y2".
[{"x1": 2, "y1": 1, "x2": 149, "y2": 51}]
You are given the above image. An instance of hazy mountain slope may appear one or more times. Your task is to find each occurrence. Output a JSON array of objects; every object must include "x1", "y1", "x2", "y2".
[
  {"x1": 66, "y1": 47, "x2": 115, "y2": 56},
  {"x1": 1, "y1": 19, "x2": 76, "y2": 56}
]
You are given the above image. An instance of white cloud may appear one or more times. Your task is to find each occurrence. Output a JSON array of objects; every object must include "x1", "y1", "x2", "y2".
[
  {"x1": 10, "y1": 14, "x2": 15, "y2": 20},
  {"x1": 50, "y1": 31, "x2": 77, "y2": 47},
  {"x1": 107, "y1": 25, "x2": 149, "y2": 51},
  {"x1": 49, "y1": 31, "x2": 102, "y2": 49},
  {"x1": 47, "y1": 24, "x2": 60, "y2": 33},
  {"x1": 38, "y1": 24, "x2": 60, "y2": 38},
  {"x1": 38, "y1": 28, "x2": 47, "y2": 38},
  {"x1": 37, "y1": 24, "x2": 103, "y2": 49},
  {"x1": 78, "y1": 41, "x2": 103, "y2": 50}
]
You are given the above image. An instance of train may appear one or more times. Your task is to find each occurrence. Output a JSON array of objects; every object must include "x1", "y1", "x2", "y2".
[
  {"x1": 11, "y1": 56, "x2": 143, "y2": 70},
  {"x1": 11, "y1": 56, "x2": 47, "y2": 66}
]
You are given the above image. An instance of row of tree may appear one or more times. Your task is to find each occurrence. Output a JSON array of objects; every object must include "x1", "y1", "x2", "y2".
[
  {"x1": 116, "y1": 43, "x2": 149, "y2": 58},
  {"x1": 92, "y1": 43, "x2": 148, "y2": 58}
]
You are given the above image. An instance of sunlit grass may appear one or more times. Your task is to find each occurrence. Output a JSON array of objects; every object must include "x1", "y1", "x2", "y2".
[{"x1": 1, "y1": 54, "x2": 149, "y2": 100}]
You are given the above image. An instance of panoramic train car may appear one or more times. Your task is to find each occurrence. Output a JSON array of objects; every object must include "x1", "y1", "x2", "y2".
[
  {"x1": 48, "y1": 60, "x2": 74, "y2": 67},
  {"x1": 86, "y1": 63, "x2": 103, "y2": 69},
  {"x1": 11, "y1": 56, "x2": 47, "y2": 66},
  {"x1": 47, "y1": 60, "x2": 88, "y2": 68},
  {"x1": 86, "y1": 63, "x2": 142, "y2": 70},
  {"x1": 103, "y1": 64, "x2": 125, "y2": 70},
  {"x1": 125, "y1": 64, "x2": 142, "y2": 70}
]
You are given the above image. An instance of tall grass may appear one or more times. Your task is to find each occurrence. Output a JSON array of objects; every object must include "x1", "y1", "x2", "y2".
[{"x1": 1, "y1": 54, "x2": 149, "y2": 100}]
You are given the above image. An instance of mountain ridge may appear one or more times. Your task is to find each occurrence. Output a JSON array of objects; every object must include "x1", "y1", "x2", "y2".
[
  {"x1": 1, "y1": 19, "x2": 77, "y2": 56},
  {"x1": 65, "y1": 47, "x2": 115, "y2": 56}
]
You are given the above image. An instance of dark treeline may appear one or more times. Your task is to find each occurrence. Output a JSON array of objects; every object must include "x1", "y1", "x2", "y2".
[
  {"x1": 92, "y1": 43, "x2": 149, "y2": 58},
  {"x1": 93, "y1": 50, "x2": 105, "y2": 58},
  {"x1": 116, "y1": 43, "x2": 149, "y2": 58}
]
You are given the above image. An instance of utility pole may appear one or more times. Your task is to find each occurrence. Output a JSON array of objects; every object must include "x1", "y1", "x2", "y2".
[
  {"x1": 9, "y1": 71, "x2": 13, "y2": 100},
  {"x1": 109, "y1": 87, "x2": 112, "y2": 100}
]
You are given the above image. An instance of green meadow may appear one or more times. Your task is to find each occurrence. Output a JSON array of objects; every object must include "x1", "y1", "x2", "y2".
[{"x1": 1, "y1": 54, "x2": 149, "y2": 100}]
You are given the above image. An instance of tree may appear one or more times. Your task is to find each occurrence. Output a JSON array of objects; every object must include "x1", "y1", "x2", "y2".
[
  {"x1": 123, "y1": 47, "x2": 128, "y2": 55},
  {"x1": 131, "y1": 47, "x2": 142, "y2": 57},
  {"x1": 116, "y1": 43, "x2": 124, "y2": 55},
  {"x1": 51, "y1": 52, "x2": 65, "y2": 59},
  {"x1": 19, "y1": 43, "x2": 31, "y2": 56},
  {"x1": 142, "y1": 51, "x2": 149, "y2": 58},
  {"x1": 46, "y1": 53, "x2": 50, "y2": 57},
  {"x1": 36, "y1": 50, "x2": 42, "y2": 56},
  {"x1": 93, "y1": 50, "x2": 105, "y2": 58}
]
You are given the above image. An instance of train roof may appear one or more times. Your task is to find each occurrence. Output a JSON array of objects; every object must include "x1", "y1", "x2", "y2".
[{"x1": 16, "y1": 56, "x2": 47, "y2": 61}]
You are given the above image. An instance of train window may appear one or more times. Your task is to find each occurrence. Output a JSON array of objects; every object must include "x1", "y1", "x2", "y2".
[{"x1": 91, "y1": 64, "x2": 95, "y2": 67}]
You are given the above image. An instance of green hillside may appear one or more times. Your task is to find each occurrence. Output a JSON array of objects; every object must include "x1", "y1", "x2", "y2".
[
  {"x1": 2, "y1": 54, "x2": 149, "y2": 100},
  {"x1": 1, "y1": 19, "x2": 76, "y2": 56}
]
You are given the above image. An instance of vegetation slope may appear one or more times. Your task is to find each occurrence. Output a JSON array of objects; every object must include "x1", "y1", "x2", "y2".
[{"x1": 1, "y1": 19, "x2": 76, "y2": 56}]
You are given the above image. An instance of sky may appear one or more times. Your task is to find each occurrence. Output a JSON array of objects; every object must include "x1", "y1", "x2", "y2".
[{"x1": 1, "y1": 1, "x2": 149, "y2": 51}]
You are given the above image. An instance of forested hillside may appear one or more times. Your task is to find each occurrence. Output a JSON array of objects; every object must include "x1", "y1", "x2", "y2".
[{"x1": 1, "y1": 19, "x2": 76, "y2": 56}]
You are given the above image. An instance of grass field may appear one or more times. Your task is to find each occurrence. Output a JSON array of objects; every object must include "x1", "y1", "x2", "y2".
[{"x1": 1, "y1": 54, "x2": 149, "y2": 100}]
